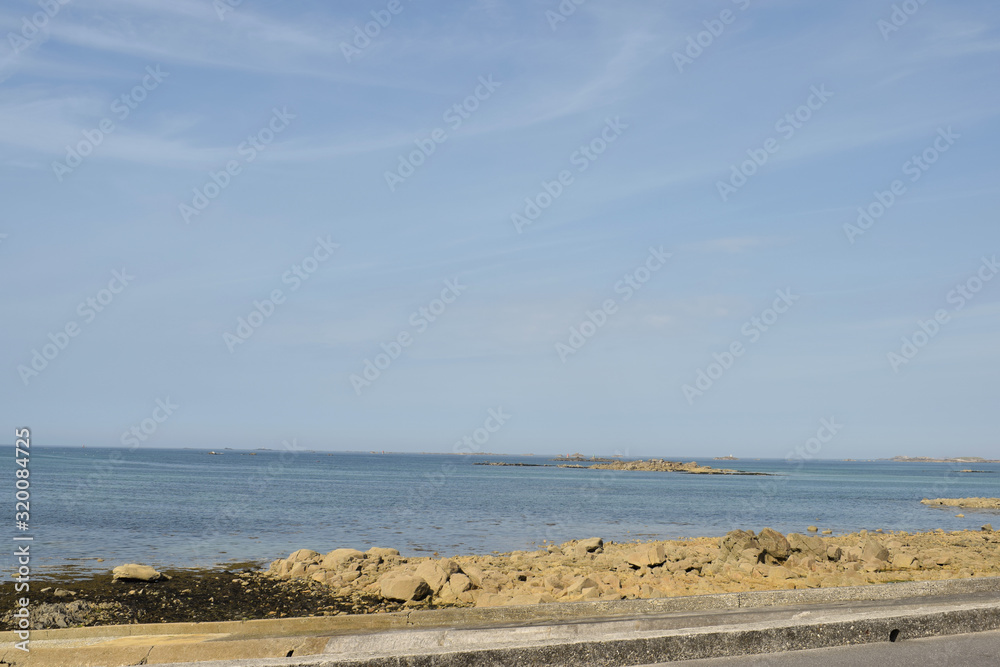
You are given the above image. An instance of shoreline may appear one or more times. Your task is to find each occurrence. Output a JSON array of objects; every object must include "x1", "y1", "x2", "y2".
[{"x1": 8, "y1": 526, "x2": 998, "y2": 631}]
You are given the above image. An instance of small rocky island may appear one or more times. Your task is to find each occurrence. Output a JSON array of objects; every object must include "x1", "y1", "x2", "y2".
[
  {"x1": 588, "y1": 459, "x2": 768, "y2": 475},
  {"x1": 921, "y1": 497, "x2": 1000, "y2": 510},
  {"x1": 474, "y1": 459, "x2": 768, "y2": 475},
  {"x1": 891, "y1": 456, "x2": 1000, "y2": 463}
]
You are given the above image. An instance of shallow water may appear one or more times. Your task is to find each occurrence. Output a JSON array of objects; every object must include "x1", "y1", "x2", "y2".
[{"x1": 23, "y1": 447, "x2": 1000, "y2": 574}]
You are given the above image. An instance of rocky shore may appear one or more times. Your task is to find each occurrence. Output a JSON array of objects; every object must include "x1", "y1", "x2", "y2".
[
  {"x1": 0, "y1": 564, "x2": 413, "y2": 631},
  {"x1": 265, "y1": 526, "x2": 1000, "y2": 609},
  {"x1": 11, "y1": 527, "x2": 999, "y2": 630},
  {"x1": 922, "y1": 497, "x2": 1000, "y2": 510}
]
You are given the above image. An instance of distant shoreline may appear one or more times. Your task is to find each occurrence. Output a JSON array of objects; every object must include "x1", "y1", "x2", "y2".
[
  {"x1": 888, "y1": 456, "x2": 1000, "y2": 463},
  {"x1": 47, "y1": 446, "x2": 1000, "y2": 461}
]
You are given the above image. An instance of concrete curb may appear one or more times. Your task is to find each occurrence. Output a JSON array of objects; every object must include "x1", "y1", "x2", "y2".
[
  {"x1": 160, "y1": 597, "x2": 1000, "y2": 666},
  {"x1": 4, "y1": 577, "x2": 999, "y2": 666},
  {"x1": 6, "y1": 576, "x2": 999, "y2": 643}
]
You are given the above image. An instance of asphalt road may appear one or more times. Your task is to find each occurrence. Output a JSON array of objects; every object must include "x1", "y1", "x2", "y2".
[{"x1": 642, "y1": 629, "x2": 1000, "y2": 666}]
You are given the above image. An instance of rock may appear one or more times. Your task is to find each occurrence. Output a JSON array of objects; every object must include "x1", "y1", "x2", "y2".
[
  {"x1": 566, "y1": 576, "x2": 601, "y2": 595},
  {"x1": 438, "y1": 558, "x2": 462, "y2": 576},
  {"x1": 449, "y1": 573, "x2": 472, "y2": 594},
  {"x1": 112, "y1": 564, "x2": 162, "y2": 582},
  {"x1": 462, "y1": 564, "x2": 485, "y2": 588},
  {"x1": 53, "y1": 589, "x2": 74, "y2": 598},
  {"x1": 380, "y1": 576, "x2": 430, "y2": 602},
  {"x1": 921, "y1": 497, "x2": 1000, "y2": 510},
  {"x1": 983, "y1": 524, "x2": 993, "y2": 532},
  {"x1": 626, "y1": 544, "x2": 666, "y2": 568},
  {"x1": 807, "y1": 526, "x2": 818, "y2": 533},
  {"x1": 718, "y1": 530, "x2": 760, "y2": 562},
  {"x1": 787, "y1": 533, "x2": 826, "y2": 559},
  {"x1": 956, "y1": 514, "x2": 965, "y2": 518},
  {"x1": 892, "y1": 554, "x2": 916, "y2": 569},
  {"x1": 475, "y1": 593, "x2": 514, "y2": 607},
  {"x1": 861, "y1": 537, "x2": 889, "y2": 563},
  {"x1": 821, "y1": 530, "x2": 833, "y2": 535},
  {"x1": 288, "y1": 549, "x2": 321, "y2": 563},
  {"x1": 414, "y1": 560, "x2": 450, "y2": 594},
  {"x1": 757, "y1": 528, "x2": 791, "y2": 560},
  {"x1": 842, "y1": 545, "x2": 863, "y2": 562},
  {"x1": 578, "y1": 537, "x2": 604, "y2": 553},
  {"x1": 826, "y1": 546, "x2": 842, "y2": 561},
  {"x1": 321, "y1": 548, "x2": 365, "y2": 570},
  {"x1": 366, "y1": 547, "x2": 400, "y2": 559}
]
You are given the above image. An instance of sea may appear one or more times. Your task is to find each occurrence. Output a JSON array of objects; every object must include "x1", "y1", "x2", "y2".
[{"x1": 19, "y1": 447, "x2": 1000, "y2": 576}]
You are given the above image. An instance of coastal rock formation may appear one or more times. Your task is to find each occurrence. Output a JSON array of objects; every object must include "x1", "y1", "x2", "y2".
[
  {"x1": 266, "y1": 528, "x2": 1000, "y2": 611},
  {"x1": 1, "y1": 601, "x2": 137, "y2": 629},
  {"x1": 892, "y1": 456, "x2": 1000, "y2": 463},
  {"x1": 588, "y1": 459, "x2": 765, "y2": 475},
  {"x1": 380, "y1": 575, "x2": 431, "y2": 602},
  {"x1": 111, "y1": 564, "x2": 163, "y2": 582},
  {"x1": 921, "y1": 497, "x2": 1000, "y2": 510}
]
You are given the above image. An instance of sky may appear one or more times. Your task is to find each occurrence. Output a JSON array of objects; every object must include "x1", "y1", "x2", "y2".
[{"x1": 2, "y1": 0, "x2": 999, "y2": 459}]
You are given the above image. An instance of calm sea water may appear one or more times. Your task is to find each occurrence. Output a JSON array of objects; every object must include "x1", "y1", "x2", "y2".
[{"x1": 18, "y1": 447, "x2": 1000, "y2": 575}]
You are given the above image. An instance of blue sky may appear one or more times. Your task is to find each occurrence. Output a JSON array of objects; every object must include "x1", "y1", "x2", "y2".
[{"x1": 2, "y1": 0, "x2": 998, "y2": 458}]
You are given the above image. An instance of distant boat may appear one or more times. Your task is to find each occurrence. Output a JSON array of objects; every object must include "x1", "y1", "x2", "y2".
[{"x1": 207, "y1": 451, "x2": 223, "y2": 455}]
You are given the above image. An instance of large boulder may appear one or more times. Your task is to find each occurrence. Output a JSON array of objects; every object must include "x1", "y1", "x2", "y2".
[
  {"x1": 288, "y1": 549, "x2": 321, "y2": 563},
  {"x1": 321, "y1": 548, "x2": 365, "y2": 570},
  {"x1": 438, "y1": 558, "x2": 463, "y2": 577},
  {"x1": 757, "y1": 528, "x2": 791, "y2": 560},
  {"x1": 861, "y1": 537, "x2": 889, "y2": 563},
  {"x1": 578, "y1": 538, "x2": 604, "y2": 553},
  {"x1": 414, "y1": 560, "x2": 450, "y2": 594},
  {"x1": 448, "y1": 573, "x2": 473, "y2": 594},
  {"x1": 380, "y1": 576, "x2": 430, "y2": 602},
  {"x1": 787, "y1": 533, "x2": 826, "y2": 559},
  {"x1": 112, "y1": 564, "x2": 162, "y2": 582},
  {"x1": 367, "y1": 547, "x2": 400, "y2": 559},
  {"x1": 462, "y1": 564, "x2": 485, "y2": 588},
  {"x1": 718, "y1": 530, "x2": 760, "y2": 562},
  {"x1": 626, "y1": 544, "x2": 666, "y2": 568}
]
